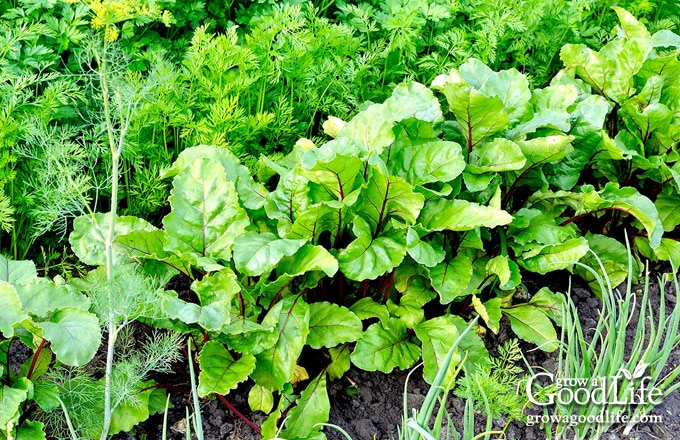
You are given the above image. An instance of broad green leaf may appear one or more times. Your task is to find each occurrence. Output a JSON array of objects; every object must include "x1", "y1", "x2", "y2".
[
  {"x1": 281, "y1": 373, "x2": 330, "y2": 439},
  {"x1": 221, "y1": 317, "x2": 277, "y2": 355},
  {"x1": 655, "y1": 238, "x2": 680, "y2": 269},
  {"x1": 161, "y1": 145, "x2": 267, "y2": 210},
  {"x1": 509, "y1": 208, "x2": 580, "y2": 247},
  {"x1": 19, "y1": 348, "x2": 52, "y2": 380},
  {"x1": 338, "y1": 218, "x2": 407, "y2": 281},
  {"x1": 264, "y1": 168, "x2": 312, "y2": 224},
  {"x1": 70, "y1": 213, "x2": 155, "y2": 266},
  {"x1": 301, "y1": 154, "x2": 363, "y2": 202},
  {"x1": 32, "y1": 380, "x2": 59, "y2": 412},
  {"x1": 432, "y1": 73, "x2": 509, "y2": 152},
  {"x1": 481, "y1": 298, "x2": 502, "y2": 333},
  {"x1": 414, "y1": 316, "x2": 461, "y2": 384},
  {"x1": 406, "y1": 229, "x2": 445, "y2": 267},
  {"x1": 252, "y1": 297, "x2": 309, "y2": 390},
  {"x1": 517, "y1": 237, "x2": 589, "y2": 274},
  {"x1": 163, "y1": 158, "x2": 249, "y2": 265},
  {"x1": 575, "y1": 234, "x2": 631, "y2": 297},
  {"x1": 198, "y1": 341, "x2": 256, "y2": 397},
  {"x1": 191, "y1": 269, "x2": 240, "y2": 331},
  {"x1": 507, "y1": 84, "x2": 578, "y2": 139},
  {"x1": 467, "y1": 138, "x2": 526, "y2": 173},
  {"x1": 486, "y1": 256, "x2": 512, "y2": 287},
  {"x1": 287, "y1": 202, "x2": 341, "y2": 242},
  {"x1": 351, "y1": 318, "x2": 420, "y2": 373},
  {"x1": 0, "y1": 383, "x2": 27, "y2": 426},
  {"x1": 15, "y1": 419, "x2": 46, "y2": 440},
  {"x1": 278, "y1": 244, "x2": 339, "y2": 278},
  {"x1": 504, "y1": 305, "x2": 559, "y2": 352},
  {"x1": 357, "y1": 166, "x2": 424, "y2": 233},
  {"x1": 0, "y1": 255, "x2": 36, "y2": 284},
  {"x1": 459, "y1": 59, "x2": 532, "y2": 122},
  {"x1": 36, "y1": 308, "x2": 100, "y2": 366},
  {"x1": 517, "y1": 135, "x2": 574, "y2": 167},
  {"x1": 419, "y1": 198, "x2": 512, "y2": 232},
  {"x1": 233, "y1": 232, "x2": 307, "y2": 276},
  {"x1": 427, "y1": 254, "x2": 473, "y2": 304},
  {"x1": 560, "y1": 38, "x2": 651, "y2": 103},
  {"x1": 349, "y1": 298, "x2": 390, "y2": 328},
  {"x1": 114, "y1": 229, "x2": 189, "y2": 276},
  {"x1": 248, "y1": 384, "x2": 274, "y2": 414},
  {"x1": 14, "y1": 279, "x2": 90, "y2": 318},
  {"x1": 328, "y1": 345, "x2": 351, "y2": 380},
  {"x1": 0, "y1": 281, "x2": 28, "y2": 338},
  {"x1": 109, "y1": 382, "x2": 160, "y2": 435},
  {"x1": 584, "y1": 183, "x2": 663, "y2": 248},
  {"x1": 529, "y1": 287, "x2": 565, "y2": 324},
  {"x1": 307, "y1": 302, "x2": 362, "y2": 349},
  {"x1": 612, "y1": 6, "x2": 651, "y2": 39},
  {"x1": 389, "y1": 140, "x2": 465, "y2": 186},
  {"x1": 161, "y1": 291, "x2": 201, "y2": 326}
]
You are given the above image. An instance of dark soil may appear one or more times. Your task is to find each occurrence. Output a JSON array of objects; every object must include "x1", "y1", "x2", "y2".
[{"x1": 80, "y1": 266, "x2": 680, "y2": 439}]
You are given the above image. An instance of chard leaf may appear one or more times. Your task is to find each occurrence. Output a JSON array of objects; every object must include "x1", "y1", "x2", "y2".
[
  {"x1": 191, "y1": 269, "x2": 239, "y2": 331},
  {"x1": 287, "y1": 202, "x2": 340, "y2": 242},
  {"x1": 233, "y1": 232, "x2": 307, "y2": 276},
  {"x1": 419, "y1": 198, "x2": 512, "y2": 232},
  {"x1": 263, "y1": 168, "x2": 311, "y2": 224},
  {"x1": 350, "y1": 318, "x2": 420, "y2": 373},
  {"x1": 414, "y1": 316, "x2": 461, "y2": 384},
  {"x1": 389, "y1": 139, "x2": 466, "y2": 185},
  {"x1": 301, "y1": 154, "x2": 363, "y2": 202},
  {"x1": 357, "y1": 166, "x2": 424, "y2": 233},
  {"x1": 36, "y1": 308, "x2": 101, "y2": 366},
  {"x1": 656, "y1": 193, "x2": 680, "y2": 232},
  {"x1": 0, "y1": 281, "x2": 27, "y2": 338},
  {"x1": 504, "y1": 305, "x2": 559, "y2": 352},
  {"x1": 654, "y1": 238, "x2": 680, "y2": 269},
  {"x1": 163, "y1": 158, "x2": 249, "y2": 266},
  {"x1": 307, "y1": 302, "x2": 362, "y2": 349},
  {"x1": 278, "y1": 244, "x2": 339, "y2": 278},
  {"x1": 528, "y1": 288, "x2": 565, "y2": 324},
  {"x1": 338, "y1": 217, "x2": 407, "y2": 281},
  {"x1": 459, "y1": 59, "x2": 532, "y2": 122},
  {"x1": 427, "y1": 254, "x2": 473, "y2": 304},
  {"x1": 197, "y1": 341, "x2": 256, "y2": 397},
  {"x1": 248, "y1": 384, "x2": 274, "y2": 414},
  {"x1": 406, "y1": 229, "x2": 445, "y2": 268},
  {"x1": 575, "y1": 234, "x2": 631, "y2": 297},
  {"x1": 467, "y1": 138, "x2": 526, "y2": 173},
  {"x1": 450, "y1": 316, "x2": 491, "y2": 371},
  {"x1": 507, "y1": 84, "x2": 578, "y2": 139},
  {"x1": 14, "y1": 279, "x2": 90, "y2": 318},
  {"x1": 349, "y1": 298, "x2": 390, "y2": 328},
  {"x1": 0, "y1": 255, "x2": 37, "y2": 284},
  {"x1": 161, "y1": 145, "x2": 266, "y2": 210},
  {"x1": 70, "y1": 213, "x2": 156, "y2": 267},
  {"x1": 509, "y1": 208, "x2": 580, "y2": 247},
  {"x1": 432, "y1": 74, "x2": 509, "y2": 153},
  {"x1": 328, "y1": 345, "x2": 351, "y2": 380},
  {"x1": 517, "y1": 237, "x2": 589, "y2": 274},
  {"x1": 0, "y1": 383, "x2": 28, "y2": 426},
  {"x1": 281, "y1": 373, "x2": 330, "y2": 440},
  {"x1": 560, "y1": 38, "x2": 651, "y2": 103},
  {"x1": 252, "y1": 297, "x2": 309, "y2": 390},
  {"x1": 613, "y1": 6, "x2": 651, "y2": 39},
  {"x1": 517, "y1": 135, "x2": 574, "y2": 167},
  {"x1": 114, "y1": 229, "x2": 189, "y2": 277}
]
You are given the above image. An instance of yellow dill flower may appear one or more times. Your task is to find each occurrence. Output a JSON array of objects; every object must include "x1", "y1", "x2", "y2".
[{"x1": 104, "y1": 25, "x2": 120, "y2": 42}]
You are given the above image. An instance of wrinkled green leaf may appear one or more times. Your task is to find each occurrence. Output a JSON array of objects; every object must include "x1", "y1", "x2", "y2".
[
  {"x1": 414, "y1": 316, "x2": 461, "y2": 384},
  {"x1": 420, "y1": 198, "x2": 513, "y2": 232},
  {"x1": 233, "y1": 232, "x2": 307, "y2": 276},
  {"x1": 307, "y1": 302, "x2": 362, "y2": 349},
  {"x1": 252, "y1": 297, "x2": 309, "y2": 390},
  {"x1": 504, "y1": 305, "x2": 559, "y2": 352},
  {"x1": 351, "y1": 318, "x2": 420, "y2": 373},
  {"x1": 198, "y1": 341, "x2": 256, "y2": 397},
  {"x1": 427, "y1": 254, "x2": 473, "y2": 304},
  {"x1": 248, "y1": 384, "x2": 274, "y2": 414},
  {"x1": 0, "y1": 255, "x2": 37, "y2": 284},
  {"x1": 389, "y1": 140, "x2": 466, "y2": 186},
  {"x1": 14, "y1": 279, "x2": 90, "y2": 318},
  {"x1": 281, "y1": 373, "x2": 330, "y2": 439},
  {"x1": 0, "y1": 281, "x2": 28, "y2": 338},
  {"x1": 163, "y1": 158, "x2": 249, "y2": 266},
  {"x1": 36, "y1": 308, "x2": 101, "y2": 366}
]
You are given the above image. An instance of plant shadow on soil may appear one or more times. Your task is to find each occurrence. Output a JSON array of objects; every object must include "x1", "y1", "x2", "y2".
[{"x1": 114, "y1": 265, "x2": 679, "y2": 440}]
